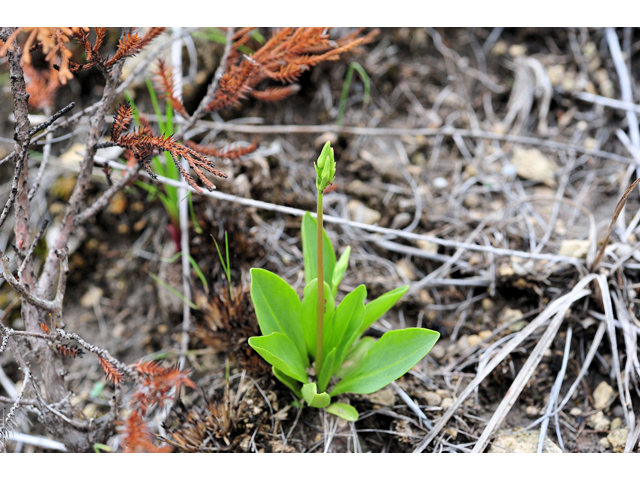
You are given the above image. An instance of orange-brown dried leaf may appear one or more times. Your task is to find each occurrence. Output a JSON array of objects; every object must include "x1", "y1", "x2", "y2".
[
  {"x1": 98, "y1": 356, "x2": 124, "y2": 385},
  {"x1": 185, "y1": 139, "x2": 258, "y2": 160},
  {"x1": 111, "y1": 102, "x2": 134, "y2": 142},
  {"x1": 105, "y1": 32, "x2": 143, "y2": 69},
  {"x1": 153, "y1": 59, "x2": 189, "y2": 118},
  {"x1": 122, "y1": 410, "x2": 172, "y2": 453},
  {"x1": 251, "y1": 85, "x2": 300, "y2": 102}
]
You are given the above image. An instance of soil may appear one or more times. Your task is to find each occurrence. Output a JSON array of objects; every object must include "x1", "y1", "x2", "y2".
[{"x1": 2, "y1": 27, "x2": 640, "y2": 453}]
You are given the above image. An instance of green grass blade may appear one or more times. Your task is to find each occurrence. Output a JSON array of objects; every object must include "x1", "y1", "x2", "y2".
[
  {"x1": 147, "y1": 269, "x2": 198, "y2": 310},
  {"x1": 337, "y1": 62, "x2": 371, "y2": 126}
]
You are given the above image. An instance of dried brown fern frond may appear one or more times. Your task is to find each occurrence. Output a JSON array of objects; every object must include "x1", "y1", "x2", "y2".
[
  {"x1": 56, "y1": 343, "x2": 84, "y2": 358},
  {"x1": 153, "y1": 59, "x2": 189, "y2": 118},
  {"x1": 184, "y1": 139, "x2": 258, "y2": 160},
  {"x1": 122, "y1": 410, "x2": 172, "y2": 453},
  {"x1": 0, "y1": 27, "x2": 89, "y2": 83},
  {"x1": 205, "y1": 27, "x2": 378, "y2": 112},
  {"x1": 105, "y1": 33, "x2": 144, "y2": 69},
  {"x1": 108, "y1": 103, "x2": 228, "y2": 193},
  {"x1": 98, "y1": 356, "x2": 124, "y2": 385},
  {"x1": 23, "y1": 63, "x2": 60, "y2": 111},
  {"x1": 250, "y1": 84, "x2": 300, "y2": 102},
  {"x1": 138, "y1": 27, "x2": 166, "y2": 50},
  {"x1": 122, "y1": 361, "x2": 196, "y2": 452},
  {"x1": 111, "y1": 101, "x2": 134, "y2": 142}
]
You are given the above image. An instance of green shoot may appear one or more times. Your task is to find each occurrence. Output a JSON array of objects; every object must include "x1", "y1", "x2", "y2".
[
  {"x1": 161, "y1": 252, "x2": 209, "y2": 292},
  {"x1": 147, "y1": 269, "x2": 199, "y2": 310},
  {"x1": 93, "y1": 443, "x2": 112, "y2": 453},
  {"x1": 337, "y1": 62, "x2": 371, "y2": 126},
  {"x1": 213, "y1": 232, "x2": 234, "y2": 301}
]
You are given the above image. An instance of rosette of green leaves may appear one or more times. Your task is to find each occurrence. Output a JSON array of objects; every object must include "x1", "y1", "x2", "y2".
[{"x1": 248, "y1": 213, "x2": 439, "y2": 421}]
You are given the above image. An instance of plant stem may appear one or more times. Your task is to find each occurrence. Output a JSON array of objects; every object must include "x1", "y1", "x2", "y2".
[{"x1": 315, "y1": 191, "x2": 324, "y2": 380}]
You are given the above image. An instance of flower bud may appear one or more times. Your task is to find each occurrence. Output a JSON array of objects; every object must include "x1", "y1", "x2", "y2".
[{"x1": 315, "y1": 141, "x2": 336, "y2": 192}]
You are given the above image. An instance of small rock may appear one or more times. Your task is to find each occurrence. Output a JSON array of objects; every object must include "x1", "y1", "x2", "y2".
[
  {"x1": 430, "y1": 344, "x2": 445, "y2": 360},
  {"x1": 416, "y1": 239, "x2": 439, "y2": 254},
  {"x1": 366, "y1": 388, "x2": 395, "y2": 407},
  {"x1": 492, "y1": 41, "x2": 508, "y2": 56},
  {"x1": 455, "y1": 335, "x2": 470, "y2": 354},
  {"x1": 441, "y1": 397, "x2": 454, "y2": 409},
  {"x1": 390, "y1": 212, "x2": 412, "y2": 230},
  {"x1": 587, "y1": 411, "x2": 611, "y2": 431},
  {"x1": 436, "y1": 389, "x2": 452, "y2": 398},
  {"x1": 593, "y1": 381, "x2": 615, "y2": 410},
  {"x1": 525, "y1": 406, "x2": 540, "y2": 417},
  {"x1": 467, "y1": 334, "x2": 482, "y2": 348},
  {"x1": 599, "y1": 437, "x2": 611, "y2": 450},
  {"x1": 423, "y1": 392, "x2": 442, "y2": 406},
  {"x1": 612, "y1": 406, "x2": 624, "y2": 418},
  {"x1": 395, "y1": 259, "x2": 417, "y2": 281},
  {"x1": 509, "y1": 44, "x2": 527, "y2": 57},
  {"x1": 511, "y1": 147, "x2": 558, "y2": 186},
  {"x1": 610, "y1": 417, "x2": 623, "y2": 431},
  {"x1": 347, "y1": 200, "x2": 381, "y2": 225},
  {"x1": 444, "y1": 427, "x2": 458, "y2": 440},
  {"x1": 559, "y1": 240, "x2": 590, "y2": 259},
  {"x1": 607, "y1": 428, "x2": 628, "y2": 453},
  {"x1": 481, "y1": 298, "x2": 495, "y2": 310},
  {"x1": 432, "y1": 177, "x2": 449, "y2": 190},
  {"x1": 346, "y1": 179, "x2": 372, "y2": 198},
  {"x1": 464, "y1": 195, "x2": 480, "y2": 208},
  {"x1": 569, "y1": 408, "x2": 583, "y2": 417},
  {"x1": 500, "y1": 307, "x2": 523, "y2": 324},
  {"x1": 80, "y1": 286, "x2": 103, "y2": 309},
  {"x1": 478, "y1": 330, "x2": 492, "y2": 340},
  {"x1": 489, "y1": 430, "x2": 562, "y2": 453}
]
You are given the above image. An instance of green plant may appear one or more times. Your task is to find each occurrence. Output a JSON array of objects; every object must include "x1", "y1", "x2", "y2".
[
  {"x1": 336, "y1": 61, "x2": 370, "y2": 126},
  {"x1": 247, "y1": 142, "x2": 439, "y2": 421},
  {"x1": 126, "y1": 84, "x2": 202, "y2": 250},
  {"x1": 213, "y1": 232, "x2": 234, "y2": 301}
]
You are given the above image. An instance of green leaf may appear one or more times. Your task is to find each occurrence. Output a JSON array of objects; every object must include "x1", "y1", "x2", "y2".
[
  {"x1": 147, "y1": 270, "x2": 198, "y2": 310},
  {"x1": 357, "y1": 286, "x2": 409, "y2": 338},
  {"x1": 301, "y1": 212, "x2": 336, "y2": 289},
  {"x1": 300, "y1": 279, "x2": 335, "y2": 359},
  {"x1": 327, "y1": 403, "x2": 359, "y2": 422},
  {"x1": 273, "y1": 367, "x2": 302, "y2": 399},
  {"x1": 330, "y1": 328, "x2": 440, "y2": 396},
  {"x1": 331, "y1": 246, "x2": 351, "y2": 298},
  {"x1": 301, "y1": 382, "x2": 331, "y2": 408},
  {"x1": 335, "y1": 336, "x2": 376, "y2": 378},
  {"x1": 318, "y1": 348, "x2": 337, "y2": 393},
  {"x1": 248, "y1": 333, "x2": 308, "y2": 383},
  {"x1": 327, "y1": 285, "x2": 366, "y2": 370},
  {"x1": 250, "y1": 268, "x2": 307, "y2": 363}
]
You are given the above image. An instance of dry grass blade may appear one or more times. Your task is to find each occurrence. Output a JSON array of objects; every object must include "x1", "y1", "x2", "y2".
[
  {"x1": 537, "y1": 326, "x2": 572, "y2": 453},
  {"x1": 470, "y1": 294, "x2": 577, "y2": 453},
  {"x1": 592, "y1": 176, "x2": 640, "y2": 271},
  {"x1": 412, "y1": 282, "x2": 593, "y2": 453}
]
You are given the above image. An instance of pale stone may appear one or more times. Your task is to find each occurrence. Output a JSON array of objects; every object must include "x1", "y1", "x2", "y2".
[
  {"x1": 587, "y1": 411, "x2": 610, "y2": 430},
  {"x1": 607, "y1": 428, "x2": 628, "y2": 453},
  {"x1": 559, "y1": 240, "x2": 590, "y2": 259},
  {"x1": 511, "y1": 147, "x2": 558, "y2": 186},
  {"x1": 489, "y1": 430, "x2": 562, "y2": 453},
  {"x1": 441, "y1": 397, "x2": 454, "y2": 409},
  {"x1": 347, "y1": 200, "x2": 381, "y2": 225},
  {"x1": 423, "y1": 392, "x2": 442, "y2": 406},
  {"x1": 593, "y1": 381, "x2": 615, "y2": 410}
]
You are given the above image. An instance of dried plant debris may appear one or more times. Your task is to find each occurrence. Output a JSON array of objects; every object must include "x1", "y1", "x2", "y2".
[{"x1": 193, "y1": 279, "x2": 270, "y2": 375}]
